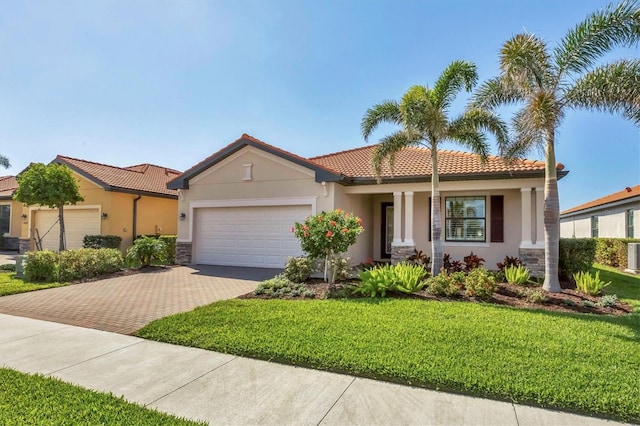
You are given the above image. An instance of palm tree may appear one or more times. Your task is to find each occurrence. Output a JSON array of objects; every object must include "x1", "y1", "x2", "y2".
[
  {"x1": 361, "y1": 60, "x2": 509, "y2": 276},
  {"x1": 472, "y1": 0, "x2": 640, "y2": 292},
  {"x1": 0, "y1": 155, "x2": 9, "y2": 169}
]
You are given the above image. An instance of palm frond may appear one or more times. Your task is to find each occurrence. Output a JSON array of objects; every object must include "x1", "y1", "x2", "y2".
[
  {"x1": 401, "y1": 85, "x2": 448, "y2": 138},
  {"x1": 470, "y1": 76, "x2": 527, "y2": 110},
  {"x1": 372, "y1": 130, "x2": 419, "y2": 182},
  {"x1": 432, "y1": 60, "x2": 478, "y2": 112},
  {"x1": 500, "y1": 33, "x2": 554, "y2": 90},
  {"x1": 554, "y1": 0, "x2": 640, "y2": 78},
  {"x1": 0, "y1": 155, "x2": 9, "y2": 169},
  {"x1": 564, "y1": 59, "x2": 640, "y2": 125},
  {"x1": 449, "y1": 109, "x2": 510, "y2": 160},
  {"x1": 504, "y1": 108, "x2": 546, "y2": 160},
  {"x1": 361, "y1": 100, "x2": 402, "y2": 141}
]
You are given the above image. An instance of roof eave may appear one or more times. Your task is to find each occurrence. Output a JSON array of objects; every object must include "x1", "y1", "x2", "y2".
[
  {"x1": 341, "y1": 169, "x2": 564, "y2": 186},
  {"x1": 105, "y1": 187, "x2": 178, "y2": 200},
  {"x1": 560, "y1": 194, "x2": 640, "y2": 218},
  {"x1": 52, "y1": 157, "x2": 110, "y2": 190}
]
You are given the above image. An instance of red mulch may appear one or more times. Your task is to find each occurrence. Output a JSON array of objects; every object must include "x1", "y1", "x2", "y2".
[{"x1": 239, "y1": 278, "x2": 634, "y2": 316}]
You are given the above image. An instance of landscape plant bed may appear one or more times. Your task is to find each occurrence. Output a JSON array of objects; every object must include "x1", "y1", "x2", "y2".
[{"x1": 239, "y1": 278, "x2": 634, "y2": 316}]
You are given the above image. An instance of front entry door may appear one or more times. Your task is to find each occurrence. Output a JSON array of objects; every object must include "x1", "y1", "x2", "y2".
[{"x1": 381, "y1": 202, "x2": 394, "y2": 259}]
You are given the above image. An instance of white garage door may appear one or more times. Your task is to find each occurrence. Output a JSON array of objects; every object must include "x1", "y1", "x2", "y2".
[
  {"x1": 34, "y1": 208, "x2": 101, "y2": 251},
  {"x1": 194, "y1": 205, "x2": 311, "y2": 268}
]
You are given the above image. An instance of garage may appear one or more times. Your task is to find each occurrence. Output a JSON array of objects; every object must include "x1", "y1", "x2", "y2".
[
  {"x1": 34, "y1": 208, "x2": 101, "y2": 251},
  {"x1": 193, "y1": 205, "x2": 311, "y2": 268}
]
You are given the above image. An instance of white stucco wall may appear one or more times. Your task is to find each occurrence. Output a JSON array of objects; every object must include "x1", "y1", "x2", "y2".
[{"x1": 560, "y1": 199, "x2": 640, "y2": 239}]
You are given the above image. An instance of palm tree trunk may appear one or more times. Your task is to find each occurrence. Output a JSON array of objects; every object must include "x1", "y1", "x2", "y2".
[
  {"x1": 543, "y1": 133, "x2": 561, "y2": 292},
  {"x1": 431, "y1": 147, "x2": 443, "y2": 276},
  {"x1": 58, "y1": 205, "x2": 66, "y2": 252}
]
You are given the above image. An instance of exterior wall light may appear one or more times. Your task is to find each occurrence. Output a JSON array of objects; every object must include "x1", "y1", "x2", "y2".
[
  {"x1": 21, "y1": 214, "x2": 27, "y2": 220},
  {"x1": 179, "y1": 213, "x2": 186, "y2": 220},
  {"x1": 101, "y1": 212, "x2": 108, "y2": 219}
]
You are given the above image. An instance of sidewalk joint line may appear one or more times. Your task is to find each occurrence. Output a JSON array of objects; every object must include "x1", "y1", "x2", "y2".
[
  {"x1": 144, "y1": 355, "x2": 240, "y2": 407},
  {"x1": 512, "y1": 403, "x2": 521, "y2": 426},
  {"x1": 316, "y1": 376, "x2": 356, "y2": 426},
  {"x1": 0, "y1": 325, "x2": 74, "y2": 345},
  {"x1": 46, "y1": 340, "x2": 145, "y2": 375}
]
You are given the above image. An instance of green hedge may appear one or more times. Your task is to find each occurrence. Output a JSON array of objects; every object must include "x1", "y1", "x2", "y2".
[
  {"x1": 83, "y1": 235, "x2": 122, "y2": 250},
  {"x1": 558, "y1": 238, "x2": 596, "y2": 282},
  {"x1": 24, "y1": 248, "x2": 124, "y2": 283},
  {"x1": 595, "y1": 238, "x2": 640, "y2": 269}
]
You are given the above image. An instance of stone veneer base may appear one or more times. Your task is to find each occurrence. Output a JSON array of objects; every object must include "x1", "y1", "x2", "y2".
[
  {"x1": 175, "y1": 242, "x2": 193, "y2": 265},
  {"x1": 391, "y1": 245, "x2": 416, "y2": 264},
  {"x1": 518, "y1": 248, "x2": 545, "y2": 277},
  {"x1": 18, "y1": 239, "x2": 31, "y2": 254}
]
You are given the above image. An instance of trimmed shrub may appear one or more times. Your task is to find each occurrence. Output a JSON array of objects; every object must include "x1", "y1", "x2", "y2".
[
  {"x1": 464, "y1": 268, "x2": 496, "y2": 300},
  {"x1": 426, "y1": 270, "x2": 460, "y2": 297},
  {"x1": 24, "y1": 250, "x2": 58, "y2": 282},
  {"x1": 595, "y1": 238, "x2": 640, "y2": 269},
  {"x1": 158, "y1": 235, "x2": 177, "y2": 265},
  {"x1": 83, "y1": 235, "x2": 122, "y2": 250},
  {"x1": 559, "y1": 238, "x2": 596, "y2": 281},
  {"x1": 284, "y1": 256, "x2": 315, "y2": 283},
  {"x1": 126, "y1": 236, "x2": 168, "y2": 267},
  {"x1": 58, "y1": 248, "x2": 123, "y2": 282}
]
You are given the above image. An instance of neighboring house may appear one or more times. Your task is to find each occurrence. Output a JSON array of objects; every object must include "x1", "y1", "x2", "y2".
[
  {"x1": 560, "y1": 185, "x2": 640, "y2": 238},
  {"x1": 0, "y1": 175, "x2": 23, "y2": 250},
  {"x1": 169, "y1": 134, "x2": 568, "y2": 275},
  {"x1": 17, "y1": 156, "x2": 181, "y2": 253}
]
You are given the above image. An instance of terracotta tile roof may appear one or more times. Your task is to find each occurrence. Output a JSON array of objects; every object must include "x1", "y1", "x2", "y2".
[
  {"x1": 561, "y1": 185, "x2": 640, "y2": 215},
  {"x1": 0, "y1": 176, "x2": 18, "y2": 198},
  {"x1": 56, "y1": 156, "x2": 181, "y2": 197},
  {"x1": 309, "y1": 145, "x2": 558, "y2": 179}
]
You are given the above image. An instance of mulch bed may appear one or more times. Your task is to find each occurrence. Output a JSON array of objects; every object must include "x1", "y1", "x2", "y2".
[{"x1": 240, "y1": 278, "x2": 634, "y2": 316}]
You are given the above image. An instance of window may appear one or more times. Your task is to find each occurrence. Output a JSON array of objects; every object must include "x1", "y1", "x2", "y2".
[
  {"x1": 0, "y1": 205, "x2": 10, "y2": 235},
  {"x1": 627, "y1": 209, "x2": 635, "y2": 238},
  {"x1": 591, "y1": 216, "x2": 598, "y2": 238},
  {"x1": 445, "y1": 196, "x2": 486, "y2": 242}
]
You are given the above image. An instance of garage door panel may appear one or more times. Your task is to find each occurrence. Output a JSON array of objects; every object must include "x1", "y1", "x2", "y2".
[
  {"x1": 194, "y1": 205, "x2": 310, "y2": 268},
  {"x1": 34, "y1": 209, "x2": 100, "y2": 251}
]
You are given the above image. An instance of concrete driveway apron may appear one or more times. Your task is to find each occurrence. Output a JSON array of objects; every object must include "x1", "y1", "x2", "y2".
[{"x1": 0, "y1": 265, "x2": 274, "y2": 334}]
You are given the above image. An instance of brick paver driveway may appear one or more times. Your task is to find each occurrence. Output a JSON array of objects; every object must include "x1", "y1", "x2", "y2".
[{"x1": 0, "y1": 265, "x2": 277, "y2": 334}]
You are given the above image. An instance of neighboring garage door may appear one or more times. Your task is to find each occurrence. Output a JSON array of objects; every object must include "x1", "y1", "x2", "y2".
[
  {"x1": 34, "y1": 208, "x2": 101, "y2": 251},
  {"x1": 194, "y1": 205, "x2": 311, "y2": 268}
]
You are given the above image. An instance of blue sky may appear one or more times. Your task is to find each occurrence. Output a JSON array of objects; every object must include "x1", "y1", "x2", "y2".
[{"x1": 1, "y1": 0, "x2": 638, "y2": 210}]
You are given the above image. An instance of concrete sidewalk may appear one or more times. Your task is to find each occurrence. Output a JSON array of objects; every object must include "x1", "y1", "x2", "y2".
[{"x1": 0, "y1": 314, "x2": 627, "y2": 426}]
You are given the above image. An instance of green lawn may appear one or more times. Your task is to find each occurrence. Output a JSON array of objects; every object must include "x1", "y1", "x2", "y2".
[
  {"x1": 138, "y1": 267, "x2": 640, "y2": 423},
  {"x1": 594, "y1": 263, "x2": 640, "y2": 309},
  {"x1": 0, "y1": 272, "x2": 66, "y2": 296},
  {"x1": 0, "y1": 368, "x2": 203, "y2": 425}
]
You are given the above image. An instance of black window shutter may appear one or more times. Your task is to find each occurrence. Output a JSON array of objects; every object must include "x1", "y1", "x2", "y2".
[{"x1": 490, "y1": 195, "x2": 504, "y2": 243}]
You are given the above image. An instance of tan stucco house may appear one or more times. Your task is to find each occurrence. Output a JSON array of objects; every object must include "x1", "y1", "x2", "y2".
[
  {"x1": 16, "y1": 156, "x2": 181, "y2": 253},
  {"x1": 169, "y1": 134, "x2": 568, "y2": 274},
  {"x1": 560, "y1": 185, "x2": 639, "y2": 238},
  {"x1": 0, "y1": 175, "x2": 23, "y2": 250}
]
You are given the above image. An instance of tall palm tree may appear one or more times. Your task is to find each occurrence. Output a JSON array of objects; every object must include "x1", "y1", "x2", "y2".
[
  {"x1": 362, "y1": 60, "x2": 509, "y2": 276},
  {"x1": 0, "y1": 155, "x2": 9, "y2": 169},
  {"x1": 472, "y1": 0, "x2": 640, "y2": 292}
]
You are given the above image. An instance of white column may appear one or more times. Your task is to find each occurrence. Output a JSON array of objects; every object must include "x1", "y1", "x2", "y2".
[
  {"x1": 404, "y1": 191, "x2": 414, "y2": 245},
  {"x1": 393, "y1": 192, "x2": 403, "y2": 244},
  {"x1": 520, "y1": 188, "x2": 532, "y2": 247},
  {"x1": 535, "y1": 187, "x2": 544, "y2": 246}
]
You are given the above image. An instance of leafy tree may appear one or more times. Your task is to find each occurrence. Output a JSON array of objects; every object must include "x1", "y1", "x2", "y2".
[
  {"x1": 0, "y1": 155, "x2": 9, "y2": 169},
  {"x1": 361, "y1": 60, "x2": 509, "y2": 276},
  {"x1": 471, "y1": 0, "x2": 640, "y2": 292},
  {"x1": 293, "y1": 209, "x2": 363, "y2": 286},
  {"x1": 14, "y1": 163, "x2": 84, "y2": 251}
]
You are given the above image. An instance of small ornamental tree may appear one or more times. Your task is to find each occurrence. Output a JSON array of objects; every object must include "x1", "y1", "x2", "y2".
[
  {"x1": 292, "y1": 209, "x2": 364, "y2": 287},
  {"x1": 14, "y1": 163, "x2": 84, "y2": 251}
]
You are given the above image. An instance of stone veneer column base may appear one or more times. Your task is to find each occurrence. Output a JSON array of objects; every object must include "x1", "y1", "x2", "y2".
[
  {"x1": 519, "y1": 247, "x2": 545, "y2": 277},
  {"x1": 175, "y1": 242, "x2": 193, "y2": 265},
  {"x1": 18, "y1": 239, "x2": 31, "y2": 254},
  {"x1": 391, "y1": 245, "x2": 416, "y2": 264}
]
